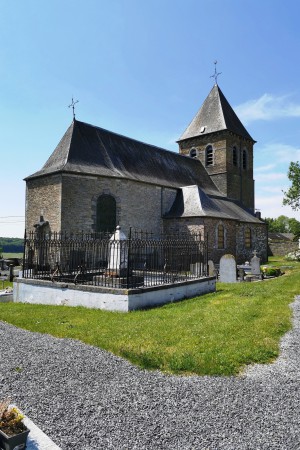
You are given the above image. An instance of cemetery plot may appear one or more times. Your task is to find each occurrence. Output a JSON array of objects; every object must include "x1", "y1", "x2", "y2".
[{"x1": 22, "y1": 228, "x2": 210, "y2": 289}]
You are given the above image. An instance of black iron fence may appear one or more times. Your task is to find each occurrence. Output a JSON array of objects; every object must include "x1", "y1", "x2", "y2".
[{"x1": 22, "y1": 229, "x2": 208, "y2": 289}]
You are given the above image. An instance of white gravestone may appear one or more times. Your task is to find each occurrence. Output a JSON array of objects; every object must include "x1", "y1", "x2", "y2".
[
  {"x1": 250, "y1": 251, "x2": 261, "y2": 276},
  {"x1": 219, "y1": 254, "x2": 237, "y2": 283},
  {"x1": 107, "y1": 226, "x2": 128, "y2": 276}
]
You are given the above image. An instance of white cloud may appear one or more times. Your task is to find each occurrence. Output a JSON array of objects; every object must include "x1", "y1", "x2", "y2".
[
  {"x1": 255, "y1": 163, "x2": 276, "y2": 172},
  {"x1": 255, "y1": 172, "x2": 286, "y2": 182},
  {"x1": 258, "y1": 185, "x2": 287, "y2": 194},
  {"x1": 257, "y1": 142, "x2": 300, "y2": 164},
  {"x1": 235, "y1": 93, "x2": 300, "y2": 125},
  {"x1": 255, "y1": 194, "x2": 299, "y2": 219}
]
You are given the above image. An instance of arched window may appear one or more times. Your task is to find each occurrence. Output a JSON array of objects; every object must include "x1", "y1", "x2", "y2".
[
  {"x1": 189, "y1": 148, "x2": 197, "y2": 158},
  {"x1": 245, "y1": 227, "x2": 252, "y2": 249},
  {"x1": 217, "y1": 223, "x2": 225, "y2": 249},
  {"x1": 206, "y1": 145, "x2": 213, "y2": 166},
  {"x1": 96, "y1": 195, "x2": 116, "y2": 233},
  {"x1": 233, "y1": 146, "x2": 238, "y2": 166},
  {"x1": 242, "y1": 149, "x2": 247, "y2": 170}
]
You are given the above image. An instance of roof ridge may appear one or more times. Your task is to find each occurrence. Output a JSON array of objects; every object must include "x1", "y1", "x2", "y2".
[
  {"x1": 216, "y1": 86, "x2": 255, "y2": 142},
  {"x1": 61, "y1": 119, "x2": 76, "y2": 170},
  {"x1": 75, "y1": 119, "x2": 181, "y2": 157}
]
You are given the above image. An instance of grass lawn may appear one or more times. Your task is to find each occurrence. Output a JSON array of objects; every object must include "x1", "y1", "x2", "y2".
[
  {"x1": 2, "y1": 253, "x2": 23, "y2": 259},
  {"x1": 0, "y1": 257, "x2": 299, "y2": 376}
]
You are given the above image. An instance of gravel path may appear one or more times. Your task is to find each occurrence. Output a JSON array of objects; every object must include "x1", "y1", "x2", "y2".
[{"x1": 1, "y1": 297, "x2": 300, "y2": 450}]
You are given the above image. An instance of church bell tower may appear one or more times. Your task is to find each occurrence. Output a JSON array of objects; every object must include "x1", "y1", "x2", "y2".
[{"x1": 177, "y1": 83, "x2": 256, "y2": 212}]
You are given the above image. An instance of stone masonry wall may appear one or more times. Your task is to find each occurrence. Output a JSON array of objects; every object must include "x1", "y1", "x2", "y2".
[
  {"x1": 25, "y1": 175, "x2": 62, "y2": 232},
  {"x1": 204, "y1": 218, "x2": 237, "y2": 263},
  {"x1": 268, "y1": 240, "x2": 299, "y2": 257},
  {"x1": 163, "y1": 217, "x2": 205, "y2": 237},
  {"x1": 236, "y1": 222, "x2": 268, "y2": 263},
  {"x1": 60, "y1": 174, "x2": 178, "y2": 235},
  {"x1": 163, "y1": 217, "x2": 236, "y2": 263},
  {"x1": 164, "y1": 216, "x2": 267, "y2": 265},
  {"x1": 178, "y1": 132, "x2": 254, "y2": 210}
]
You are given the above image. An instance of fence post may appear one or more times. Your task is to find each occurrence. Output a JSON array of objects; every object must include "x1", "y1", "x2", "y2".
[
  {"x1": 206, "y1": 232, "x2": 209, "y2": 276},
  {"x1": 126, "y1": 227, "x2": 132, "y2": 288},
  {"x1": 9, "y1": 264, "x2": 14, "y2": 282},
  {"x1": 22, "y1": 229, "x2": 26, "y2": 278}
]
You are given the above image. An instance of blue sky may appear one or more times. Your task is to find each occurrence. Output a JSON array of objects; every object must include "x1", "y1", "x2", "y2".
[{"x1": 1, "y1": 0, "x2": 300, "y2": 238}]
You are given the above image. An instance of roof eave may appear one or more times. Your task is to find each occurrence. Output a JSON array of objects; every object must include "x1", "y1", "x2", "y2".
[{"x1": 177, "y1": 128, "x2": 256, "y2": 144}]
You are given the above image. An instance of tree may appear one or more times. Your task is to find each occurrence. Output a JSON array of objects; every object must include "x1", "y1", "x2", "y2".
[
  {"x1": 264, "y1": 217, "x2": 276, "y2": 232},
  {"x1": 264, "y1": 215, "x2": 300, "y2": 239},
  {"x1": 288, "y1": 218, "x2": 300, "y2": 238},
  {"x1": 283, "y1": 161, "x2": 300, "y2": 210},
  {"x1": 264, "y1": 215, "x2": 289, "y2": 233}
]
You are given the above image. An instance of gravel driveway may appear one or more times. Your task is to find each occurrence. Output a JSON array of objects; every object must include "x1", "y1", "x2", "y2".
[{"x1": 1, "y1": 297, "x2": 300, "y2": 450}]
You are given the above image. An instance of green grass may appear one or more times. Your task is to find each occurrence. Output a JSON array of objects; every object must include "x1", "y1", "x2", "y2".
[
  {"x1": 2, "y1": 253, "x2": 23, "y2": 259},
  {"x1": 0, "y1": 280, "x2": 12, "y2": 290},
  {"x1": 0, "y1": 256, "x2": 299, "y2": 376}
]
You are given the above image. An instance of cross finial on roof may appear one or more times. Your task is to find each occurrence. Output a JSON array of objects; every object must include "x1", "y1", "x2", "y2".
[
  {"x1": 68, "y1": 97, "x2": 79, "y2": 120},
  {"x1": 210, "y1": 60, "x2": 222, "y2": 85}
]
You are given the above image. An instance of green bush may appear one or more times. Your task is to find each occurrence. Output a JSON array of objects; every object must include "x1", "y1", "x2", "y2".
[{"x1": 261, "y1": 266, "x2": 281, "y2": 277}]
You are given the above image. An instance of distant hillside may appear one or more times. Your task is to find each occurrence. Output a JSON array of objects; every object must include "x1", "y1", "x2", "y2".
[{"x1": 0, "y1": 237, "x2": 24, "y2": 253}]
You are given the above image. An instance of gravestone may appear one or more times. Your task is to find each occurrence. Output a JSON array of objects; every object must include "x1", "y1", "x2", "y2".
[
  {"x1": 250, "y1": 250, "x2": 261, "y2": 276},
  {"x1": 107, "y1": 226, "x2": 128, "y2": 276},
  {"x1": 219, "y1": 254, "x2": 237, "y2": 283},
  {"x1": 208, "y1": 260, "x2": 215, "y2": 277}
]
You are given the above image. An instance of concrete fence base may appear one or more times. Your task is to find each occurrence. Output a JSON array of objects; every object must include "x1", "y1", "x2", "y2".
[{"x1": 13, "y1": 277, "x2": 216, "y2": 312}]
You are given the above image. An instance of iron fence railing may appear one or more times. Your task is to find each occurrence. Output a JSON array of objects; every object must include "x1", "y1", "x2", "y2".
[{"x1": 22, "y1": 229, "x2": 208, "y2": 289}]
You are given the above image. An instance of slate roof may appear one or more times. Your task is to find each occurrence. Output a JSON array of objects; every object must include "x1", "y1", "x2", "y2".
[
  {"x1": 178, "y1": 84, "x2": 255, "y2": 142},
  {"x1": 164, "y1": 185, "x2": 262, "y2": 223},
  {"x1": 25, "y1": 119, "x2": 220, "y2": 195},
  {"x1": 268, "y1": 233, "x2": 295, "y2": 241}
]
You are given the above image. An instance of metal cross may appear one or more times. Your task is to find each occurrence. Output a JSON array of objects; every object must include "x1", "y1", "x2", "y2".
[
  {"x1": 210, "y1": 60, "x2": 222, "y2": 85},
  {"x1": 68, "y1": 97, "x2": 79, "y2": 119}
]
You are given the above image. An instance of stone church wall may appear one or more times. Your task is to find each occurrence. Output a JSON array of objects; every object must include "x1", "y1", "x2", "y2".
[
  {"x1": 163, "y1": 216, "x2": 267, "y2": 265},
  {"x1": 59, "y1": 174, "x2": 178, "y2": 236},
  {"x1": 236, "y1": 222, "x2": 267, "y2": 263},
  {"x1": 26, "y1": 174, "x2": 178, "y2": 237},
  {"x1": 204, "y1": 218, "x2": 237, "y2": 263},
  {"x1": 25, "y1": 175, "x2": 62, "y2": 232},
  {"x1": 164, "y1": 217, "x2": 237, "y2": 264},
  {"x1": 163, "y1": 217, "x2": 205, "y2": 237}
]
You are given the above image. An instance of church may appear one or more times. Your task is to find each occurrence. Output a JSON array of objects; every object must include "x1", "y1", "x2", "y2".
[{"x1": 24, "y1": 83, "x2": 268, "y2": 264}]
